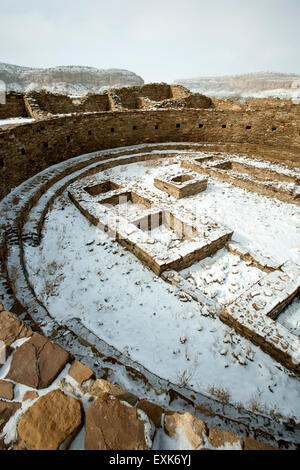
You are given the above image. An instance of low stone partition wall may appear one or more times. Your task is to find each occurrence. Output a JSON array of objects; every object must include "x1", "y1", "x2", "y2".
[
  {"x1": 24, "y1": 91, "x2": 110, "y2": 119},
  {"x1": 108, "y1": 83, "x2": 186, "y2": 109},
  {"x1": 154, "y1": 169, "x2": 207, "y2": 199},
  {"x1": 0, "y1": 143, "x2": 299, "y2": 449},
  {"x1": 0, "y1": 305, "x2": 280, "y2": 450},
  {"x1": 68, "y1": 174, "x2": 233, "y2": 275},
  {"x1": 220, "y1": 262, "x2": 300, "y2": 373},
  {"x1": 182, "y1": 155, "x2": 300, "y2": 205}
]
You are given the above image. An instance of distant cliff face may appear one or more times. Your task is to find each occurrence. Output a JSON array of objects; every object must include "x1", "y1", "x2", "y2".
[
  {"x1": 0, "y1": 63, "x2": 144, "y2": 96},
  {"x1": 174, "y1": 72, "x2": 300, "y2": 99}
]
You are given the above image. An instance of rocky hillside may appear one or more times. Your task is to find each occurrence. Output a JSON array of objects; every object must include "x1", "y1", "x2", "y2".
[
  {"x1": 0, "y1": 63, "x2": 144, "y2": 96},
  {"x1": 174, "y1": 72, "x2": 300, "y2": 100}
]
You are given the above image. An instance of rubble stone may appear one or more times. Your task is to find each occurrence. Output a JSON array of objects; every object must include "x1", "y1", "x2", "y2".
[
  {"x1": 18, "y1": 389, "x2": 83, "y2": 450},
  {"x1": 68, "y1": 360, "x2": 95, "y2": 385},
  {"x1": 164, "y1": 411, "x2": 207, "y2": 449},
  {"x1": 0, "y1": 380, "x2": 14, "y2": 400},
  {"x1": 208, "y1": 429, "x2": 243, "y2": 449},
  {"x1": 6, "y1": 333, "x2": 72, "y2": 389},
  {"x1": 85, "y1": 393, "x2": 153, "y2": 450}
]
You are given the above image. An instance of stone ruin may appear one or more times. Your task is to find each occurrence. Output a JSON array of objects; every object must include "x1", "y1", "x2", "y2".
[{"x1": 0, "y1": 83, "x2": 299, "y2": 450}]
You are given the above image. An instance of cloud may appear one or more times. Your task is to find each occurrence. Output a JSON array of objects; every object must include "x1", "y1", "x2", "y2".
[{"x1": 0, "y1": 0, "x2": 299, "y2": 82}]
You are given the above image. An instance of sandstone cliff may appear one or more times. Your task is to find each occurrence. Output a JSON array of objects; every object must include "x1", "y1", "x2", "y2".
[
  {"x1": 174, "y1": 72, "x2": 300, "y2": 99},
  {"x1": 0, "y1": 63, "x2": 144, "y2": 96}
]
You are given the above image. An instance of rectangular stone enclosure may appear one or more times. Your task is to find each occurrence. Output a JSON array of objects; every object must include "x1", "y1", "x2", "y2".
[{"x1": 154, "y1": 171, "x2": 207, "y2": 199}]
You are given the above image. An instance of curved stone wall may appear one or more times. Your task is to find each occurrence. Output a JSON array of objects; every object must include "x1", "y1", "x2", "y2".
[
  {"x1": 0, "y1": 140, "x2": 300, "y2": 448},
  {"x1": 1, "y1": 92, "x2": 300, "y2": 449},
  {"x1": 1, "y1": 106, "x2": 300, "y2": 200}
]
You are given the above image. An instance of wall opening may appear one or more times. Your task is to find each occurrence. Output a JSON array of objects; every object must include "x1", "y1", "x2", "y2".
[
  {"x1": 272, "y1": 127, "x2": 277, "y2": 131},
  {"x1": 111, "y1": 128, "x2": 114, "y2": 133},
  {"x1": 222, "y1": 124, "x2": 227, "y2": 129},
  {"x1": 176, "y1": 123, "x2": 181, "y2": 128},
  {"x1": 199, "y1": 124, "x2": 204, "y2": 128},
  {"x1": 171, "y1": 174, "x2": 194, "y2": 183},
  {"x1": 67, "y1": 136, "x2": 71, "y2": 143},
  {"x1": 246, "y1": 126, "x2": 252, "y2": 130},
  {"x1": 155, "y1": 125, "x2": 159, "y2": 130},
  {"x1": 88, "y1": 130, "x2": 92, "y2": 135},
  {"x1": 133, "y1": 125, "x2": 137, "y2": 130},
  {"x1": 0, "y1": 158, "x2": 3, "y2": 168},
  {"x1": 21, "y1": 148, "x2": 25, "y2": 155},
  {"x1": 43, "y1": 142, "x2": 48, "y2": 149}
]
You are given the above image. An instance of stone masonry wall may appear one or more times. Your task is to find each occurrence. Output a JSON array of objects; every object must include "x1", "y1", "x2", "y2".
[
  {"x1": 108, "y1": 83, "x2": 191, "y2": 110},
  {"x1": 25, "y1": 91, "x2": 110, "y2": 118},
  {"x1": 0, "y1": 305, "x2": 282, "y2": 450},
  {"x1": 15, "y1": 84, "x2": 192, "y2": 117},
  {"x1": 0, "y1": 92, "x2": 28, "y2": 120},
  {"x1": 0, "y1": 107, "x2": 300, "y2": 200}
]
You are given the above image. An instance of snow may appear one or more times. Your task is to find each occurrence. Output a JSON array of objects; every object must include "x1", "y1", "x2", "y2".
[
  {"x1": 23, "y1": 154, "x2": 300, "y2": 422},
  {"x1": 181, "y1": 248, "x2": 264, "y2": 306},
  {"x1": 185, "y1": 87, "x2": 300, "y2": 101},
  {"x1": 174, "y1": 72, "x2": 300, "y2": 100},
  {"x1": 277, "y1": 296, "x2": 300, "y2": 337},
  {"x1": 0, "y1": 62, "x2": 144, "y2": 96},
  {"x1": 0, "y1": 117, "x2": 35, "y2": 126}
]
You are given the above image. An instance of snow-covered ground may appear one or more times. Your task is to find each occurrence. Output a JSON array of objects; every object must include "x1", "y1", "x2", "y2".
[
  {"x1": 277, "y1": 296, "x2": 300, "y2": 337},
  {"x1": 0, "y1": 117, "x2": 35, "y2": 126},
  {"x1": 181, "y1": 249, "x2": 265, "y2": 306},
  {"x1": 24, "y1": 155, "x2": 300, "y2": 421},
  {"x1": 187, "y1": 87, "x2": 300, "y2": 102}
]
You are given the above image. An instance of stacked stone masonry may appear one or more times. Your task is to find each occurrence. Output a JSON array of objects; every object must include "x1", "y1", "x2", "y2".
[
  {"x1": 0, "y1": 85, "x2": 300, "y2": 450},
  {"x1": 0, "y1": 307, "x2": 281, "y2": 451},
  {"x1": 0, "y1": 96, "x2": 299, "y2": 200}
]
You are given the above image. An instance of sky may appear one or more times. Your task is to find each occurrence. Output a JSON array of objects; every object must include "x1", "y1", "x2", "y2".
[{"x1": 0, "y1": 0, "x2": 299, "y2": 83}]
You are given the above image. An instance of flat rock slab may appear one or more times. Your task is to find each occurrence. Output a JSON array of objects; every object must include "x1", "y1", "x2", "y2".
[
  {"x1": 6, "y1": 333, "x2": 72, "y2": 389},
  {"x1": 18, "y1": 389, "x2": 83, "y2": 450},
  {"x1": 137, "y1": 400, "x2": 164, "y2": 428},
  {"x1": 0, "y1": 380, "x2": 15, "y2": 400},
  {"x1": 85, "y1": 394, "x2": 153, "y2": 450},
  {"x1": 0, "y1": 311, "x2": 32, "y2": 346},
  {"x1": 68, "y1": 360, "x2": 94, "y2": 385},
  {"x1": 0, "y1": 344, "x2": 13, "y2": 369},
  {"x1": 83, "y1": 378, "x2": 139, "y2": 406},
  {"x1": 23, "y1": 391, "x2": 39, "y2": 402},
  {"x1": 0, "y1": 400, "x2": 21, "y2": 434},
  {"x1": 164, "y1": 411, "x2": 207, "y2": 449},
  {"x1": 208, "y1": 429, "x2": 243, "y2": 449},
  {"x1": 244, "y1": 437, "x2": 279, "y2": 450}
]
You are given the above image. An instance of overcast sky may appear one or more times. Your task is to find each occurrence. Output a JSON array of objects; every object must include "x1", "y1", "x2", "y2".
[{"x1": 0, "y1": 0, "x2": 299, "y2": 82}]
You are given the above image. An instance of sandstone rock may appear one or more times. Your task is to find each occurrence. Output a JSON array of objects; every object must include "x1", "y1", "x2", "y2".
[
  {"x1": 85, "y1": 394, "x2": 153, "y2": 450},
  {"x1": 137, "y1": 400, "x2": 164, "y2": 427},
  {"x1": 244, "y1": 437, "x2": 279, "y2": 450},
  {"x1": 84, "y1": 378, "x2": 139, "y2": 406},
  {"x1": 0, "y1": 344, "x2": 13, "y2": 368},
  {"x1": 208, "y1": 429, "x2": 243, "y2": 449},
  {"x1": 23, "y1": 391, "x2": 39, "y2": 402},
  {"x1": 0, "y1": 380, "x2": 14, "y2": 400},
  {"x1": 12, "y1": 440, "x2": 27, "y2": 450},
  {"x1": 0, "y1": 311, "x2": 32, "y2": 346},
  {"x1": 18, "y1": 389, "x2": 83, "y2": 450},
  {"x1": 6, "y1": 333, "x2": 72, "y2": 389},
  {"x1": 164, "y1": 411, "x2": 207, "y2": 449},
  {"x1": 0, "y1": 438, "x2": 7, "y2": 450},
  {"x1": 68, "y1": 360, "x2": 94, "y2": 385},
  {"x1": 0, "y1": 400, "x2": 21, "y2": 434}
]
